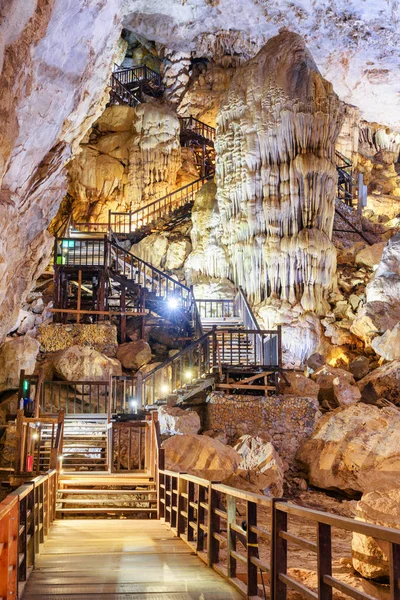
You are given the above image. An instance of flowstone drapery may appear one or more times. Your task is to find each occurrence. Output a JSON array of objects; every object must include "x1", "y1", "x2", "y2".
[{"x1": 215, "y1": 31, "x2": 343, "y2": 314}]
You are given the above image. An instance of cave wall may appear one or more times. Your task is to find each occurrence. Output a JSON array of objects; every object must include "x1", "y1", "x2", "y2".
[
  {"x1": 215, "y1": 31, "x2": 343, "y2": 314},
  {"x1": 0, "y1": 0, "x2": 124, "y2": 341}
]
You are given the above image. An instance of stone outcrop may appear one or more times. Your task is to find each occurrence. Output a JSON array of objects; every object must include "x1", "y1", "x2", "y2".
[
  {"x1": 116, "y1": 340, "x2": 151, "y2": 370},
  {"x1": 352, "y1": 489, "x2": 400, "y2": 580},
  {"x1": 297, "y1": 404, "x2": 400, "y2": 494},
  {"x1": 63, "y1": 103, "x2": 182, "y2": 225},
  {"x1": 357, "y1": 360, "x2": 400, "y2": 406},
  {"x1": 158, "y1": 406, "x2": 200, "y2": 436},
  {"x1": 0, "y1": 337, "x2": 40, "y2": 391},
  {"x1": 53, "y1": 345, "x2": 122, "y2": 382},
  {"x1": 233, "y1": 435, "x2": 284, "y2": 496},
  {"x1": 215, "y1": 31, "x2": 342, "y2": 313},
  {"x1": 311, "y1": 365, "x2": 361, "y2": 408},
  {"x1": 163, "y1": 434, "x2": 240, "y2": 481},
  {"x1": 37, "y1": 323, "x2": 118, "y2": 356}
]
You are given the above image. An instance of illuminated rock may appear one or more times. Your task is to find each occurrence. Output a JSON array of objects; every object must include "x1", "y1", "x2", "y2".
[{"x1": 0, "y1": 337, "x2": 40, "y2": 391}]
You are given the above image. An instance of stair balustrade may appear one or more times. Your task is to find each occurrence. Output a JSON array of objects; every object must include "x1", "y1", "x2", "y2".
[
  {"x1": 179, "y1": 116, "x2": 216, "y2": 143},
  {"x1": 54, "y1": 237, "x2": 106, "y2": 267},
  {"x1": 109, "y1": 176, "x2": 211, "y2": 235}
]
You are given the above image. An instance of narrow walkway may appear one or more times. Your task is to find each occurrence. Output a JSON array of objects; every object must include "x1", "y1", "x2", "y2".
[{"x1": 23, "y1": 520, "x2": 242, "y2": 599}]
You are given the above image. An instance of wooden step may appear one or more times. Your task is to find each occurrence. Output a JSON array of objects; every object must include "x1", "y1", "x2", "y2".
[
  {"x1": 56, "y1": 507, "x2": 157, "y2": 513},
  {"x1": 58, "y1": 488, "x2": 156, "y2": 495},
  {"x1": 57, "y1": 498, "x2": 157, "y2": 504}
]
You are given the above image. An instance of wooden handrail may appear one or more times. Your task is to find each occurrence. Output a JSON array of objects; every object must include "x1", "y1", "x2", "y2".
[
  {"x1": 158, "y1": 469, "x2": 400, "y2": 600},
  {"x1": 0, "y1": 469, "x2": 58, "y2": 598}
]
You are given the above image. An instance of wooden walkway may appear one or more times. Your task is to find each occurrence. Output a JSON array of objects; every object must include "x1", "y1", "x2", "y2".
[{"x1": 22, "y1": 519, "x2": 242, "y2": 599}]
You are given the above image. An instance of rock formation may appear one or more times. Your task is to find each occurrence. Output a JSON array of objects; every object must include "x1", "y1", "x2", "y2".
[
  {"x1": 215, "y1": 31, "x2": 343, "y2": 314},
  {"x1": 297, "y1": 404, "x2": 400, "y2": 494}
]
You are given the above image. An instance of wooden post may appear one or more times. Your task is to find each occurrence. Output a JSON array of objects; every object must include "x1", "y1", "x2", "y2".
[
  {"x1": 177, "y1": 476, "x2": 186, "y2": 537},
  {"x1": 158, "y1": 448, "x2": 165, "y2": 520},
  {"x1": 121, "y1": 285, "x2": 126, "y2": 342},
  {"x1": 187, "y1": 481, "x2": 195, "y2": 543},
  {"x1": 247, "y1": 500, "x2": 258, "y2": 597},
  {"x1": 271, "y1": 499, "x2": 287, "y2": 600},
  {"x1": 227, "y1": 495, "x2": 237, "y2": 579},
  {"x1": 390, "y1": 543, "x2": 400, "y2": 600},
  {"x1": 76, "y1": 269, "x2": 82, "y2": 323},
  {"x1": 208, "y1": 484, "x2": 220, "y2": 567},
  {"x1": 15, "y1": 410, "x2": 24, "y2": 475},
  {"x1": 317, "y1": 522, "x2": 333, "y2": 600},
  {"x1": 197, "y1": 485, "x2": 206, "y2": 552}
]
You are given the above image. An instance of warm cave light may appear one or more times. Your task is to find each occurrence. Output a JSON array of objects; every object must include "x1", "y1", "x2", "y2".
[
  {"x1": 184, "y1": 370, "x2": 193, "y2": 380},
  {"x1": 167, "y1": 297, "x2": 179, "y2": 310},
  {"x1": 161, "y1": 384, "x2": 169, "y2": 395},
  {"x1": 32, "y1": 432, "x2": 39, "y2": 441},
  {"x1": 58, "y1": 455, "x2": 64, "y2": 461},
  {"x1": 129, "y1": 398, "x2": 138, "y2": 413}
]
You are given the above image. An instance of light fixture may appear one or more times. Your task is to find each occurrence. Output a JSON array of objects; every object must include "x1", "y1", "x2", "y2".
[
  {"x1": 167, "y1": 297, "x2": 179, "y2": 310},
  {"x1": 32, "y1": 433, "x2": 39, "y2": 441},
  {"x1": 184, "y1": 370, "x2": 193, "y2": 381},
  {"x1": 129, "y1": 398, "x2": 138, "y2": 414},
  {"x1": 161, "y1": 384, "x2": 169, "y2": 395},
  {"x1": 58, "y1": 455, "x2": 64, "y2": 462}
]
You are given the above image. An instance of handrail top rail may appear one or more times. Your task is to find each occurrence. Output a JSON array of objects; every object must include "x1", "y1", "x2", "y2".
[
  {"x1": 212, "y1": 482, "x2": 273, "y2": 506},
  {"x1": 0, "y1": 494, "x2": 18, "y2": 519},
  {"x1": 44, "y1": 379, "x2": 111, "y2": 385},
  {"x1": 277, "y1": 500, "x2": 400, "y2": 544},
  {"x1": 195, "y1": 297, "x2": 234, "y2": 304},
  {"x1": 236, "y1": 286, "x2": 262, "y2": 331},
  {"x1": 109, "y1": 175, "x2": 211, "y2": 218},
  {"x1": 161, "y1": 469, "x2": 210, "y2": 487},
  {"x1": 109, "y1": 241, "x2": 190, "y2": 293},
  {"x1": 113, "y1": 63, "x2": 161, "y2": 79}
]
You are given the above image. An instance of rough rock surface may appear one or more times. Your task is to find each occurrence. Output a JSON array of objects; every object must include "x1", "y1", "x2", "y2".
[
  {"x1": 233, "y1": 435, "x2": 284, "y2": 496},
  {"x1": 37, "y1": 323, "x2": 118, "y2": 356},
  {"x1": 355, "y1": 243, "x2": 386, "y2": 269},
  {"x1": 215, "y1": 31, "x2": 342, "y2": 312},
  {"x1": 297, "y1": 404, "x2": 400, "y2": 494},
  {"x1": 116, "y1": 340, "x2": 151, "y2": 370},
  {"x1": 163, "y1": 434, "x2": 240, "y2": 480},
  {"x1": 371, "y1": 323, "x2": 400, "y2": 361},
  {"x1": 357, "y1": 360, "x2": 400, "y2": 405},
  {"x1": 53, "y1": 345, "x2": 122, "y2": 382},
  {"x1": 158, "y1": 405, "x2": 200, "y2": 436},
  {"x1": 0, "y1": 337, "x2": 40, "y2": 391},
  {"x1": 352, "y1": 489, "x2": 400, "y2": 580}
]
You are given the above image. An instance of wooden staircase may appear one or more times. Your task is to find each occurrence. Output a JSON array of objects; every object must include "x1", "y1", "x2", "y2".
[
  {"x1": 56, "y1": 473, "x2": 157, "y2": 517},
  {"x1": 60, "y1": 415, "x2": 108, "y2": 472}
]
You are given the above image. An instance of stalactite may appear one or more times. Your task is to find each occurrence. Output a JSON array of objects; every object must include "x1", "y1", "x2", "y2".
[{"x1": 215, "y1": 31, "x2": 343, "y2": 314}]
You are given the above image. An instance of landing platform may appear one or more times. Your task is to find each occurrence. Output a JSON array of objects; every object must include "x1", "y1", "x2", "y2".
[{"x1": 22, "y1": 519, "x2": 242, "y2": 599}]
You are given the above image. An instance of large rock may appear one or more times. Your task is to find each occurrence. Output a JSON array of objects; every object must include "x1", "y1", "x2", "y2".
[
  {"x1": 116, "y1": 340, "x2": 151, "y2": 370},
  {"x1": 357, "y1": 360, "x2": 400, "y2": 405},
  {"x1": 297, "y1": 404, "x2": 400, "y2": 494},
  {"x1": 0, "y1": 337, "x2": 40, "y2": 391},
  {"x1": 365, "y1": 232, "x2": 400, "y2": 307},
  {"x1": 355, "y1": 242, "x2": 386, "y2": 269},
  {"x1": 279, "y1": 371, "x2": 319, "y2": 397},
  {"x1": 349, "y1": 356, "x2": 370, "y2": 381},
  {"x1": 131, "y1": 233, "x2": 169, "y2": 269},
  {"x1": 352, "y1": 489, "x2": 400, "y2": 579},
  {"x1": 53, "y1": 345, "x2": 121, "y2": 382},
  {"x1": 97, "y1": 105, "x2": 135, "y2": 132},
  {"x1": 158, "y1": 406, "x2": 200, "y2": 436},
  {"x1": 233, "y1": 435, "x2": 284, "y2": 496},
  {"x1": 164, "y1": 238, "x2": 192, "y2": 270},
  {"x1": 372, "y1": 323, "x2": 400, "y2": 361},
  {"x1": 351, "y1": 301, "x2": 400, "y2": 345},
  {"x1": 311, "y1": 365, "x2": 358, "y2": 408},
  {"x1": 163, "y1": 434, "x2": 240, "y2": 481}
]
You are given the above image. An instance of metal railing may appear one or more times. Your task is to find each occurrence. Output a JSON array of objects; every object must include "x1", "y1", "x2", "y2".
[
  {"x1": 158, "y1": 469, "x2": 400, "y2": 600},
  {"x1": 195, "y1": 298, "x2": 235, "y2": 319},
  {"x1": 179, "y1": 116, "x2": 216, "y2": 143},
  {"x1": 54, "y1": 237, "x2": 106, "y2": 267},
  {"x1": 109, "y1": 176, "x2": 210, "y2": 235}
]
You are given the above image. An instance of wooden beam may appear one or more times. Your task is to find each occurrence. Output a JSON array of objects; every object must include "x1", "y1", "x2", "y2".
[
  {"x1": 216, "y1": 383, "x2": 276, "y2": 391},
  {"x1": 49, "y1": 308, "x2": 146, "y2": 316}
]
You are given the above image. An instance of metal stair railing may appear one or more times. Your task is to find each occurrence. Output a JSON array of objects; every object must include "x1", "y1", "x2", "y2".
[
  {"x1": 179, "y1": 116, "x2": 216, "y2": 144},
  {"x1": 109, "y1": 176, "x2": 212, "y2": 235},
  {"x1": 108, "y1": 240, "x2": 191, "y2": 307}
]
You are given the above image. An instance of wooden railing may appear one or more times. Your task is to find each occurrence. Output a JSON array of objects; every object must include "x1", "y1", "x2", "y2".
[
  {"x1": 158, "y1": 470, "x2": 400, "y2": 600},
  {"x1": 54, "y1": 237, "x2": 106, "y2": 267},
  {"x1": 179, "y1": 116, "x2": 216, "y2": 143},
  {"x1": 0, "y1": 470, "x2": 58, "y2": 599},
  {"x1": 15, "y1": 410, "x2": 64, "y2": 478},
  {"x1": 109, "y1": 176, "x2": 210, "y2": 235},
  {"x1": 138, "y1": 327, "x2": 281, "y2": 406}
]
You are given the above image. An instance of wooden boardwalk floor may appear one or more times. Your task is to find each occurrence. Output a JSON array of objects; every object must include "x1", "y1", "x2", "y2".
[{"x1": 22, "y1": 519, "x2": 243, "y2": 599}]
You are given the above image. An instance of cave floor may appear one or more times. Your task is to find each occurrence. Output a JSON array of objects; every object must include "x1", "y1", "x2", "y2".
[{"x1": 22, "y1": 519, "x2": 242, "y2": 599}]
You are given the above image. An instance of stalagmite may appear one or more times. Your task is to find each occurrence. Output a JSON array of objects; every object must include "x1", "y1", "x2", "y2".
[{"x1": 215, "y1": 31, "x2": 343, "y2": 314}]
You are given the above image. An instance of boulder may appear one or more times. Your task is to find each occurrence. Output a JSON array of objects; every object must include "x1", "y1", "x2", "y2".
[
  {"x1": 0, "y1": 337, "x2": 40, "y2": 391},
  {"x1": 53, "y1": 345, "x2": 121, "y2": 382},
  {"x1": 372, "y1": 323, "x2": 400, "y2": 360},
  {"x1": 131, "y1": 233, "x2": 168, "y2": 269},
  {"x1": 357, "y1": 360, "x2": 400, "y2": 405},
  {"x1": 352, "y1": 489, "x2": 400, "y2": 579},
  {"x1": 365, "y1": 232, "x2": 400, "y2": 307},
  {"x1": 351, "y1": 301, "x2": 400, "y2": 345},
  {"x1": 355, "y1": 242, "x2": 386, "y2": 269},
  {"x1": 333, "y1": 377, "x2": 361, "y2": 407},
  {"x1": 233, "y1": 435, "x2": 284, "y2": 496},
  {"x1": 279, "y1": 371, "x2": 319, "y2": 397},
  {"x1": 297, "y1": 404, "x2": 400, "y2": 494},
  {"x1": 117, "y1": 340, "x2": 151, "y2": 370},
  {"x1": 311, "y1": 365, "x2": 355, "y2": 407},
  {"x1": 223, "y1": 470, "x2": 283, "y2": 498},
  {"x1": 158, "y1": 406, "x2": 200, "y2": 436},
  {"x1": 349, "y1": 356, "x2": 370, "y2": 381},
  {"x1": 17, "y1": 312, "x2": 36, "y2": 335},
  {"x1": 163, "y1": 434, "x2": 240, "y2": 481}
]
